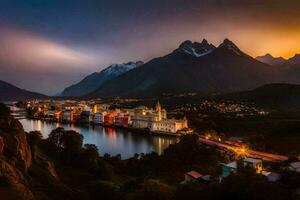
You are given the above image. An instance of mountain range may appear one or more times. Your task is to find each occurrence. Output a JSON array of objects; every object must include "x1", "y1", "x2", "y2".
[
  {"x1": 4, "y1": 38, "x2": 300, "y2": 100},
  {"x1": 256, "y1": 54, "x2": 286, "y2": 66},
  {"x1": 61, "y1": 61, "x2": 144, "y2": 97},
  {"x1": 256, "y1": 53, "x2": 300, "y2": 67},
  {"x1": 83, "y1": 39, "x2": 289, "y2": 98},
  {"x1": 256, "y1": 53, "x2": 300, "y2": 84},
  {"x1": 0, "y1": 80, "x2": 47, "y2": 101}
]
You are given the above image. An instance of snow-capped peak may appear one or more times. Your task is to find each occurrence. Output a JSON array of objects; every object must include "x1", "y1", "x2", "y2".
[
  {"x1": 178, "y1": 39, "x2": 216, "y2": 57},
  {"x1": 101, "y1": 61, "x2": 144, "y2": 76},
  {"x1": 218, "y1": 39, "x2": 243, "y2": 55}
]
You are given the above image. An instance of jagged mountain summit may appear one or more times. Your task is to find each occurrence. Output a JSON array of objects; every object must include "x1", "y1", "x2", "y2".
[
  {"x1": 256, "y1": 54, "x2": 286, "y2": 66},
  {"x1": 61, "y1": 61, "x2": 144, "y2": 97},
  {"x1": 86, "y1": 38, "x2": 281, "y2": 98},
  {"x1": 176, "y1": 39, "x2": 216, "y2": 57},
  {"x1": 0, "y1": 80, "x2": 48, "y2": 101},
  {"x1": 218, "y1": 38, "x2": 248, "y2": 56}
]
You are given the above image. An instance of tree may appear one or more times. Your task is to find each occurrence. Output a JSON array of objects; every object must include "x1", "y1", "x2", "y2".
[
  {"x1": 47, "y1": 128, "x2": 83, "y2": 152},
  {"x1": 61, "y1": 130, "x2": 83, "y2": 153},
  {"x1": 280, "y1": 170, "x2": 300, "y2": 189},
  {"x1": 48, "y1": 127, "x2": 65, "y2": 148},
  {"x1": 175, "y1": 182, "x2": 204, "y2": 200},
  {"x1": 27, "y1": 131, "x2": 42, "y2": 160},
  {"x1": 133, "y1": 179, "x2": 173, "y2": 200},
  {"x1": 88, "y1": 180, "x2": 121, "y2": 200},
  {"x1": 78, "y1": 144, "x2": 100, "y2": 172},
  {"x1": 209, "y1": 172, "x2": 289, "y2": 200},
  {"x1": 0, "y1": 103, "x2": 10, "y2": 117},
  {"x1": 46, "y1": 128, "x2": 83, "y2": 164}
]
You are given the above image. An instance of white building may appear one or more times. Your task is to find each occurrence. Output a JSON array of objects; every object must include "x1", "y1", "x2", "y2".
[
  {"x1": 132, "y1": 101, "x2": 188, "y2": 133},
  {"x1": 93, "y1": 111, "x2": 107, "y2": 124},
  {"x1": 132, "y1": 107, "x2": 151, "y2": 129},
  {"x1": 151, "y1": 118, "x2": 188, "y2": 133},
  {"x1": 289, "y1": 162, "x2": 300, "y2": 172}
]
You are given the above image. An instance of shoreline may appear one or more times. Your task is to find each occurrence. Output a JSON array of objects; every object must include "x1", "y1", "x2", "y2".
[{"x1": 25, "y1": 116, "x2": 183, "y2": 137}]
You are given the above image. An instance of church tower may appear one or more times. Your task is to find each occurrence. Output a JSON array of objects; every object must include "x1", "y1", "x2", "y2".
[
  {"x1": 155, "y1": 101, "x2": 162, "y2": 121},
  {"x1": 93, "y1": 104, "x2": 98, "y2": 113},
  {"x1": 156, "y1": 101, "x2": 161, "y2": 112}
]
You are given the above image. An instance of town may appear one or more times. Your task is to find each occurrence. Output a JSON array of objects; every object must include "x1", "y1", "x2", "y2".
[
  {"x1": 23, "y1": 100, "x2": 189, "y2": 136},
  {"x1": 18, "y1": 99, "x2": 300, "y2": 179},
  {"x1": 2, "y1": 1, "x2": 300, "y2": 199},
  {"x1": 7, "y1": 100, "x2": 300, "y2": 199},
  {"x1": 175, "y1": 100, "x2": 269, "y2": 118}
]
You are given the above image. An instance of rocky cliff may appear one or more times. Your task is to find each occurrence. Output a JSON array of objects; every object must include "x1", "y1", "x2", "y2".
[{"x1": 0, "y1": 107, "x2": 34, "y2": 199}]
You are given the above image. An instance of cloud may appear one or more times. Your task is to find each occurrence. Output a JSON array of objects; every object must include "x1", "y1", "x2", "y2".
[
  {"x1": 0, "y1": 25, "x2": 106, "y2": 95},
  {"x1": 0, "y1": 26, "x2": 98, "y2": 73}
]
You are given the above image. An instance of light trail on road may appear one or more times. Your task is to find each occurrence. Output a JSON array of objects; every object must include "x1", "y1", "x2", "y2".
[{"x1": 198, "y1": 137, "x2": 288, "y2": 162}]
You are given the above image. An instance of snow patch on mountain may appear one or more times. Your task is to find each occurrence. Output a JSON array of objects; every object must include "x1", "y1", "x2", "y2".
[
  {"x1": 101, "y1": 61, "x2": 144, "y2": 76},
  {"x1": 178, "y1": 39, "x2": 216, "y2": 58},
  {"x1": 60, "y1": 61, "x2": 144, "y2": 97},
  {"x1": 182, "y1": 47, "x2": 213, "y2": 57}
]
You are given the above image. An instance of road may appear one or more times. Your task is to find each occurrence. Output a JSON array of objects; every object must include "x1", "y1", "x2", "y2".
[{"x1": 198, "y1": 137, "x2": 289, "y2": 162}]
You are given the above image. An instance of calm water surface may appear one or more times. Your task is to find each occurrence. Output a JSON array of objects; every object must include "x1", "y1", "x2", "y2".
[{"x1": 19, "y1": 118, "x2": 177, "y2": 159}]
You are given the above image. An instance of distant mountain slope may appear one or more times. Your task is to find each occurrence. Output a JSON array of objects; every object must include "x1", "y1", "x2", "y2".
[
  {"x1": 256, "y1": 54, "x2": 300, "y2": 80},
  {"x1": 287, "y1": 54, "x2": 300, "y2": 65},
  {"x1": 256, "y1": 54, "x2": 286, "y2": 66},
  {"x1": 0, "y1": 80, "x2": 47, "y2": 101},
  {"x1": 87, "y1": 39, "x2": 281, "y2": 98},
  {"x1": 218, "y1": 83, "x2": 300, "y2": 111},
  {"x1": 61, "y1": 61, "x2": 144, "y2": 97}
]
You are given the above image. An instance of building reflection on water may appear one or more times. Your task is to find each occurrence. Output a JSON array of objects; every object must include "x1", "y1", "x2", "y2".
[
  {"x1": 19, "y1": 118, "x2": 177, "y2": 159},
  {"x1": 103, "y1": 127, "x2": 117, "y2": 147},
  {"x1": 152, "y1": 136, "x2": 179, "y2": 155}
]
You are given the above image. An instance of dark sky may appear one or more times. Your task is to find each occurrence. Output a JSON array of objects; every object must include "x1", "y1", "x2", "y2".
[{"x1": 1, "y1": 0, "x2": 300, "y2": 94}]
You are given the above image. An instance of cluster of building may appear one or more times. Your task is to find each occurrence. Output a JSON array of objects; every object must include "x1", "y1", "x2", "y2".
[
  {"x1": 183, "y1": 157, "x2": 280, "y2": 184},
  {"x1": 183, "y1": 156, "x2": 300, "y2": 185},
  {"x1": 25, "y1": 100, "x2": 189, "y2": 135},
  {"x1": 132, "y1": 102, "x2": 188, "y2": 133}
]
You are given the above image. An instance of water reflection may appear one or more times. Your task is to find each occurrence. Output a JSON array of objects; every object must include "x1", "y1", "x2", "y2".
[{"x1": 19, "y1": 118, "x2": 177, "y2": 159}]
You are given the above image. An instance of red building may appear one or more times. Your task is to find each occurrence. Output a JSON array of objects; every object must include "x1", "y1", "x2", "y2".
[
  {"x1": 103, "y1": 112, "x2": 117, "y2": 126},
  {"x1": 115, "y1": 113, "x2": 131, "y2": 127}
]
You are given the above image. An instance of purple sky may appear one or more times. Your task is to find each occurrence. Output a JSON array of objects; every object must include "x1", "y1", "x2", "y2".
[{"x1": 1, "y1": 0, "x2": 300, "y2": 95}]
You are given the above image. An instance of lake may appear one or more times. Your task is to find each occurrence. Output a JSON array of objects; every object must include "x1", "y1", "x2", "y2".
[{"x1": 19, "y1": 117, "x2": 177, "y2": 159}]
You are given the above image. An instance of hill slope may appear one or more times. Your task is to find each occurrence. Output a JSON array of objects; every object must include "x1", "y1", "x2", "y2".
[
  {"x1": 218, "y1": 83, "x2": 300, "y2": 111},
  {"x1": 0, "y1": 80, "x2": 47, "y2": 101},
  {"x1": 61, "y1": 61, "x2": 144, "y2": 97},
  {"x1": 87, "y1": 39, "x2": 281, "y2": 98},
  {"x1": 256, "y1": 54, "x2": 300, "y2": 83}
]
